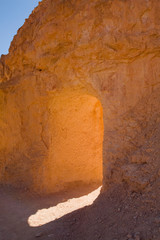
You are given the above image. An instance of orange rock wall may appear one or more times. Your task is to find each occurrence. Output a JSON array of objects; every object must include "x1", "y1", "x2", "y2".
[
  {"x1": 0, "y1": 0, "x2": 160, "y2": 192},
  {"x1": 38, "y1": 88, "x2": 103, "y2": 193}
]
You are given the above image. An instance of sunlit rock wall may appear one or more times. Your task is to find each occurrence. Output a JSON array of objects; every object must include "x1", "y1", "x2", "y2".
[
  {"x1": 0, "y1": 78, "x2": 103, "y2": 193},
  {"x1": 0, "y1": 0, "x2": 160, "y2": 193}
]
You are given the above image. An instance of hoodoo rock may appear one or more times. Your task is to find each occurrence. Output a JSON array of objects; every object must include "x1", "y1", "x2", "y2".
[{"x1": 0, "y1": 0, "x2": 160, "y2": 194}]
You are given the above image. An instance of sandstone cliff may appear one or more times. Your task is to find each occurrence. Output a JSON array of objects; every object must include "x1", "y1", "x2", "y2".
[{"x1": 0, "y1": 0, "x2": 160, "y2": 193}]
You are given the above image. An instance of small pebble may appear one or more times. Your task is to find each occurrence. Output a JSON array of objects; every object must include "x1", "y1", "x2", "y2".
[
  {"x1": 35, "y1": 232, "x2": 43, "y2": 238},
  {"x1": 48, "y1": 234, "x2": 54, "y2": 238},
  {"x1": 155, "y1": 217, "x2": 160, "y2": 223},
  {"x1": 135, "y1": 236, "x2": 140, "y2": 240},
  {"x1": 134, "y1": 232, "x2": 140, "y2": 236},
  {"x1": 134, "y1": 232, "x2": 141, "y2": 239},
  {"x1": 127, "y1": 234, "x2": 132, "y2": 238}
]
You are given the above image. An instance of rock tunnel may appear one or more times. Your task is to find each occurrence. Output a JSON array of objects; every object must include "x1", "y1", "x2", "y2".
[
  {"x1": 0, "y1": 0, "x2": 160, "y2": 195},
  {"x1": 0, "y1": 82, "x2": 104, "y2": 194},
  {"x1": 40, "y1": 88, "x2": 104, "y2": 192}
]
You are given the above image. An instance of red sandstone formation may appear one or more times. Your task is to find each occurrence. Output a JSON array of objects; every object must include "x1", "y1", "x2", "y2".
[{"x1": 0, "y1": 0, "x2": 160, "y2": 194}]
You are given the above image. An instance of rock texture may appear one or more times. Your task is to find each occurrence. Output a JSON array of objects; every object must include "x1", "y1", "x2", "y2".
[{"x1": 0, "y1": 0, "x2": 160, "y2": 193}]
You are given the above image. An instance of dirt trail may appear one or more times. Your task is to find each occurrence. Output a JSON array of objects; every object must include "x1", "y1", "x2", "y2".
[{"x1": 0, "y1": 183, "x2": 160, "y2": 240}]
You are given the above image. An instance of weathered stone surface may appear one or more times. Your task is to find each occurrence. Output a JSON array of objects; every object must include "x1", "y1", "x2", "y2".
[{"x1": 0, "y1": 0, "x2": 160, "y2": 193}]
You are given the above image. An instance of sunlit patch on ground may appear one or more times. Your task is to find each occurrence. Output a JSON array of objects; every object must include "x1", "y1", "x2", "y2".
[{"x1": 28, "y1": 186, "x2": 101, "y2": 227}]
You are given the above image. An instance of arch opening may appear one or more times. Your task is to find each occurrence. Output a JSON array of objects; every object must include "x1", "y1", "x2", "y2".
[{"x1": 45, "y1": 89, "x2": 104, "y2": 193}]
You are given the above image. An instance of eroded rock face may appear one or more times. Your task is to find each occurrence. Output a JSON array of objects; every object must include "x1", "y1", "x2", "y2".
[{"x1": 0, "y1": 0, "x2": 160, "y2": 193}]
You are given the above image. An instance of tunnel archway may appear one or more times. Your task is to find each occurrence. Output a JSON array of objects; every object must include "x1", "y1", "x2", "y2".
[{"x1": 44, "y1": 88, "x2": 104, "y2": 193}]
